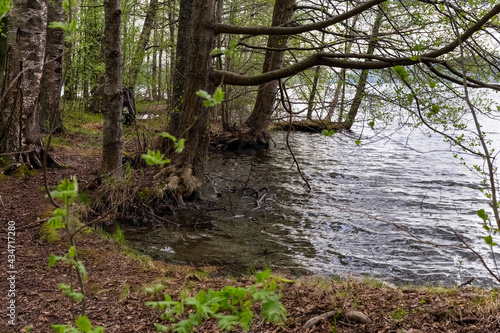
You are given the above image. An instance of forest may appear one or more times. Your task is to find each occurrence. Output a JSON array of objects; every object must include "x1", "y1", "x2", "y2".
[{"x1": 1, "y1": 0, "x2": 500, "y2": 332}]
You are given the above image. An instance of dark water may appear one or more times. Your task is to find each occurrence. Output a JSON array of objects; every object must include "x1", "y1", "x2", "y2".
[{"x1": 123, "y1": 116, "x2": 500, "y2": 287}]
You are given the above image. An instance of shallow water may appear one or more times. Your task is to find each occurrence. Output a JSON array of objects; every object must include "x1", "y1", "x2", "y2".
[{"x1": 123, "y1": 114, "x2": 500, "y2": 287}]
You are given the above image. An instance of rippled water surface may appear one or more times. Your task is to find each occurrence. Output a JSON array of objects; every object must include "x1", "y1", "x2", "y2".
[{"x1": 123, "y1": 114, "x2": 500, "y2": 286}]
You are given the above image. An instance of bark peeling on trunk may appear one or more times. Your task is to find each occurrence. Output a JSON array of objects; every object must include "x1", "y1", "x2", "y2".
[{"x1": 0, "y1": 0, "x2": 50, "y2": 167}]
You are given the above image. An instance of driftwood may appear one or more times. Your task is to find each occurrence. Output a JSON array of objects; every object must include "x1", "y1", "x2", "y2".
[
  {"x1": 302, "y1": 309, "x2": 371, "y2": 330},
  {"x1": 302, "y1": 310, "x2": 338, "y2": 330},
  {"x1": 272, "y1": 120, "x2": 345, "y2": 133}
]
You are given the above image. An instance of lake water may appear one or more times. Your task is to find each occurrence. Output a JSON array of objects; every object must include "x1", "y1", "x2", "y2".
[{"x1": 123, "y1": 93, "x2": 500, "y2": 287}]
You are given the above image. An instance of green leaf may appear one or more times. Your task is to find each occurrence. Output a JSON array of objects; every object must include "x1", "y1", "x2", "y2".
[
  {"x1": 48, "y1": 21, "x2": 67, "y2": 30},
  {"x1": 477, "y1": 209, "x2": 489, "y2": 221},
  {"x1": 155, "y1": 324, "x2": 169, "y2": 332},
  {"x1": 75, "y1": 316, "x2": 92, "y2": 332},
  {"x1": 174, "y1": 138, "x2": 185, "y2": 153},
  {"x1": 393, "y1": 66, "x2": 408, "y2": 80},
  {"x1": 262, "y1": 299, "x2": 287, "y2": 323},
  {"x1": 368, "y1": 119, "x2": 375, "y2": 129},
  {"x1": 48, "y1": 215, "x2": 65, "y2": 229},
  {"x1": 355, "y1": 140, "x2": 361, "y2": 146},
  {"x1": 321, "y1": 129, "x2": 334, "y2": 136},
  {"x1": 239, "y1": 306, "x2": 254, "y2": 331},
  {"x1": 196, "y1": 90, "x2": 211, "y2": 100},
  {"x1": 145, "y1": 284, "x2": 165, "y2": 294},
  {"x1": 68, "y1": 245, "x2": 75, "y2": 259},
  {"x1": 48, "y1": 254, "x2": 57, "y2": 268},
  {"x1": 484, "y1": 235, "x2": 497, "y2": 246},
  {"x1": 255, "y1": 269, "x2": 271, "y2": 283},
  {"x1": 142, "y1": 150, "x2": 170, "y2": 166},
  {"x1": 213, "y1": 87, "x2": 225, "y2": 103},
  {"x1": 161, "y1": 132, "x2": 176, "y2": 142},
  {"x1": 410, "y1": 56, "x2": 419, "y2": 61},
  {"x1": 429, "y1": 105, "x2": 439, "y2": 116},
  {"x1": 429, "y1": 81, "x2": 437, "y2": 89},
  {"x1": 51, "y1": 325, "x2": 77, "y2": 333},
  {"x1": 407, "y1": 93, "x2": 414, "y2": 104},
  {"x1": 217, "y1": 315, "x2": 240, "y2": 331},
  {"x1": 413, "y1": 44, "x2": 423, "y2": 51}
]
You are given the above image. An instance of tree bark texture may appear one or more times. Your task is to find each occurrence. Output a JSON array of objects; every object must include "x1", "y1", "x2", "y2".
[
  {"x1": 39, "y1": 0, "x2": 65, "y2": 133},
  {"x1": 161, "y1": 0, "x2": 215, "y2": 201},
  {"x1": 0, "y1": 0, "x2": 48, "y2": 167},
  {"x1": 101, "y1": 0, "x2": 123, "y2": 177},
  {"x1": 167, "y1": 0, "x2": 193, "y2": 138},
  {"x1": 343, "y1": 11, "x2": 383, "y2": 129},
  {"x1": 0, "y1": 17, "x2": 9, "y2": 85},
  {"x1": 242, "y1": 0, "x2": 295, "y2": 147},
  {"x1": 127, "y1": 0, "x2": 158, "y2": 88}
]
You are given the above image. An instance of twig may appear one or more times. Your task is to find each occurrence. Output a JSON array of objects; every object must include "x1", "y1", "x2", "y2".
[
  {"x1": 452, "y1": 229, "x2": 500, "y2": 284},
  {"x1": 458, "y1": 277, "x2": 475, "y2": 288},
  {"x1": 278, "y1": 79, "x2": 311, "y2": 191}
]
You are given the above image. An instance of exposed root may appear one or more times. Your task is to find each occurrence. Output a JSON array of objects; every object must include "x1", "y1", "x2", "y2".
[
  {"x1": 271, "y1": 119, "x2": 345, "y2": 133},
  {"x1": 154, "y1": 163, "x2": 202, "y2": 204},
  {"x1": 210, "y1": 126, "x2": 271, "y2": 151}
]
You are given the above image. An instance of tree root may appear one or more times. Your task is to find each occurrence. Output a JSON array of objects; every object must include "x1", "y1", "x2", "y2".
[{"x1": 210, "y1": 127, "x2": 271, "y2": 151}]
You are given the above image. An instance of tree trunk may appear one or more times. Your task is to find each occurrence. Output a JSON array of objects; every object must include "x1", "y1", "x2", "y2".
[
  {"x1": 101, "y1": 0, "x2": 123, "y2": 177},
  {"x1": 166, "y1": 8, "x2": 175, "y2": 108},
  {"x1": 0, "y1": 17, "x2": 9, "y2": 85},
  {"x1": 324, "y1": 14, "x2": 360, "y2": 123},
  {"x1": 306, "y1": 66, "x2": 321, "y2": 120},
  {"x1": 39, "y1": 0, "x2": 65, "y2": 133},
  {"x1": 152, "y1": 28, "x2": 158, "y2": 100},
  {"x1": 343, "y1": 11, "x2": 383, "y2": 129},
  {"x1": 167, "y1": 0, "x2": 193, "y2": 137},
  {"x1": 161, "y1": 0, "x2": 215, "y2": 202},
  {"x1": 240, "y1": 0, "x2": 295, "y2": 148},
  {"x1": 0, "y1": 0, "x2": 49, "y2": 167},
  {"x1": 127, "y1": 0, "x2": 158, "y2": 88}
]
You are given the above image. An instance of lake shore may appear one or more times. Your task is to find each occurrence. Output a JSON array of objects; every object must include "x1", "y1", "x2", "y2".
[{"x1": 0, "y1": 113, "x2": 499, "y2": 332}]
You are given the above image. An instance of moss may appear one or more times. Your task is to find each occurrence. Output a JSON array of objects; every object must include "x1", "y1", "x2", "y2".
[
  {"x1": 0, "y1": 174, "x2": 8, "y2": 182},
  {"x1": 136, "y1": 187, "x2": 155, "y2": 203},
  {"x1": 13, "y1": 164, "x2": 37, "y2": 179},
  {"x1": 119, "y1": 285, "x2": 130, "y2": 303},
  {"x1": 39, "y1": 221, "x2": 61, "y2": 244}
]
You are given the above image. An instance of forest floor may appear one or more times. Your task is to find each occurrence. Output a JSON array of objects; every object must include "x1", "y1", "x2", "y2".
[{"x1": 1, "y1": 104, "x2": 500, "y2": 332}]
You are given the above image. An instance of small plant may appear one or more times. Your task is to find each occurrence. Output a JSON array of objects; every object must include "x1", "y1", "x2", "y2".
[
  {"x1": 390, "y1": 307, "x2": 406, "y2": 320},
  {"x1": 46, "y1": 177, "x2": 104, "y2": 332},
  {"x1": 146, "y1": 269, "x2": 287, "y2": 332}
]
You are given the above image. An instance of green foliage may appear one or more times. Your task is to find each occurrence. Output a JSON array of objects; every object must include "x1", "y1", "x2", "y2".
[
  {"x1": 477, "y1": 209, "x2": 499, "y2": 247},
  {"x1": 49, "y1": 0, "x2": 80, "y2": 42},
  {"x1": 393, "y1": 66, "x2": 408, "y2": 80},
  {"x1": 390, "y1": 307, "x2": 406, "y2": 320},
  {"x1": 39, "y1": 220, "x2": 62, "y2": 243},
  {"x1": 161, "y1": 132, "x2": 185, "y2": 153},
  {"x1": 146, "y1": 269, "x2": 286, "y2": 332},
  {"x1": 0, "y1": 0, "x2": 10, "y2": 21},
  {"x1": 142, "y1": 150, "x2": 170, "y2": 166},
  {"x1": 142, "y1": 133, "x2": 185, "y2": 166},
  {"x1": 51, "y1": 316, "x2": 104, "y2": 333},
  {"x1": 58, "y1": 283, "x2": 85, "y2": 301},
  {"x1": 322, "y1": 129, "x2": 335, "y2": 136},
  {"x1": 196, "y1": 87, "x2": 225, "y2": 107}
]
